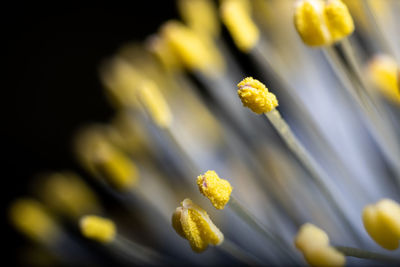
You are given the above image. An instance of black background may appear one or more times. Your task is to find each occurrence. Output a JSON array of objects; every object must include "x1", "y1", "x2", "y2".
[{"x1": 3, "y1": 1, "x2": 179, "y2": 264}]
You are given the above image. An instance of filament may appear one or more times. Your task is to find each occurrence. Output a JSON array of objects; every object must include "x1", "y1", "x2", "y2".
[{"x1": 265, "y1": 109, "x2": 363, "y2": 246}]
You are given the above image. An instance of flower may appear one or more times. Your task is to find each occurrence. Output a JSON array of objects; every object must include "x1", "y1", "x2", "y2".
[
  {"x1": 172, "y1": 199, "x2": 224, "y2": 252},
  {"x1": 197, "y1": 170, "x2": 232, "y2": 209},
  {"x1": 80, "y1": 215, "x2": 116, "y2": 243},
  {"x1": 294, "y1": 223, "x2": 345, "y2": 267},
  {"x1": 362, "y1": 198, "x2": 400, "y2": 250},
  {"x1": 237, "y1": 77, "x2": 278, "y2": 114}
]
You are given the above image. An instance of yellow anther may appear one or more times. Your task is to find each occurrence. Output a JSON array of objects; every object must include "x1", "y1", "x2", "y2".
[
  {"x1": 197, "y1": 170, "x2": 232, "y2": 210},
  {"x1": 362, "y1": 198, "x2": 400, "y2": 250},
  {"x1": 100, "y1": 58, "x2": 141, "y2": 109},
  {"x1": 341, "y1": 0, "x2": 368, "y2": 31},
  {"x1": 294, "y1": 0, "x2": 331, "y2": 46},
  {"x1": 75, "y1": 127, "x2": 139, "y2": 191},
  {"x1": 161, "y1": 21, "x2": 223, "y2": 75},
  {"x1": 303, "y1": 246, "x2": 346, "y2": 267},
  {"x1": 94, "y1": 141, "x2": 138, "y2": 191},
  {"x1": 172, "y1": 199, "x2": 224, "y2": 252},
  {"x1": 237, "y1": 77, "x2": 278, "y2": 114},
  {"x1": 295, "y1": 223, "x2": 329, "y2": 252},
  {"x1": 294, "y1": 223, "x2": 345, "y2": 267},
  {"x1": 147, "y1": 35, "x2": 182, "y2": 72},
  {"x1": 138, "y1": 80, "x2": 173, "y2": 128},
  {"x1": 40, "y1": 172, "x2": 101, "y2": 219},
  {"x1": 109, "y1": 111, "x2": 148, "y2": 155},
  {"x1": 294, "y1": 0, "x2": 354, "y2": 47},
  {"x1": 80, "y1": 215, "x2": 116, "y2": 243},
  {"x1": 172, "y1": 209, "x2": 186, "y2": 239},
  {"x1": 9, "y1": 198, "x2": 60, "y2": 244},
  {"x1": 324, "y1": 0, "x2": 355, "y2": 43},
  {"x1": 377, "y1": 199, "x2": 400, "y2": 238},
  {"x1": 366, "y1": 55, "x2": 400, "y2": 104},
  {"x1": 177, "y1": 0, "x2": 220, "y2": 40},
  {"x1": 220, "y1": 0, "x2": 259, "y2": 52}
]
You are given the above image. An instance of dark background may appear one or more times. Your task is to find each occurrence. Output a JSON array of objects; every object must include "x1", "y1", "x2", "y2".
[{"x1": 3, "y1": 1, "x2": 179, "y2": 264}]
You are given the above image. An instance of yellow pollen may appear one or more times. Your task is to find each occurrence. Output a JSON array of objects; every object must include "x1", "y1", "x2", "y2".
[
  {"x1": 138, "y1": 80, "x2": 173, "y2": 128},
  {"x1": 324, "y1": 0, "x2": 355, "y2": 43},
  {"x1": 147, "y1": 35, "x2": 182, "y2": 72},
  {"x1": 197, "y1": 170, "x2": 232, "y2": 210},
  {"x1": 40, "y1": 172, "x2": 101, "y2": 219},
  {"x1": 9, "y1": 198, "x2": 60, "y2": 244},
  {"x1": 93, "y1": 141, "x2": 138, "y2": 191},
  {"x1": 100, "y1": 58, "x2": 141, "y2": 109},
  {"x1": 237, "y1": 77, "x2": 278, "y2": 114},
  {"x1": 177, "y1": 0, "x2": 220, "y2": 40},
  {"x1": 161, "y1": 21, "x2": 223, "y2": 75},
  {"x1": 294, "y1": 223, "x2": 345, "y2": 267},
  {"x1": 75, "y1": 127, "x2": 139, "y2": 191},
  {"x1": 362, "y1": 198, "x2": 400, "y2": 250},
  {"x1": 80, "y1": 215, "x2": 116, "y2": 243},
  {"x1": 172, "y1": 199, "x2": 224, "y2": 252},
  {"x1": 294, "y1": 0, "x2": 354, "y2": 47},
  {"x1": 367, "y1": 55, "x2": 400, "y2": 105},
  {"x1": 220, "y1": 0, "x2": 260, "y2": 52}
]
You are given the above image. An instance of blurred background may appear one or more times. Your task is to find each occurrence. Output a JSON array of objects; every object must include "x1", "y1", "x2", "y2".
[{"x1": 3, "y1": 2, "x2": 178, "y2": 264}]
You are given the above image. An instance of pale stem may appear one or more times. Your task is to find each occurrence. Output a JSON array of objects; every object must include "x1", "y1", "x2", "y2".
[
  {"x1": 339, "y1": 38, "x2": 375, "y2": 98},
  {"x1": 322, "y1": 46, "x2": 370, "y2": 108},
  {"x1": 229, "y1": 195, "x2": 300, "y2": 265},
  {"x1": 219, "y1": 239, "x2": 264, "y2": 265},
  {"x1": 130, "y1": 187, "x2": 170, "y2": 222},
  {"x1": 252, "y1": 44, "x2": 372, "y2": 202},
  {"x1": 264, "y1": 109, "x2": 362, "y2": 246},
  {"x1": 323, "y1": 46, "x2": 400, "y2": 189},
  {"x1": 111, "y1": 235, "x2": 176, "y2": 265},
  {"x1": 361, "y1": 0, "x2": 398, "y2": 61},
  {"x1": 340, "y1": 38, "x2": 397, "y2": 128},
  {"x1": 340, "y1": 37, "x2": 400, "y2": 153},
  {"x1": 334, "y1": 246, "x2": 400, "y2": 263},
  {"x1": 163, "y1": 126, "x2": 199, "y2": 178}
]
